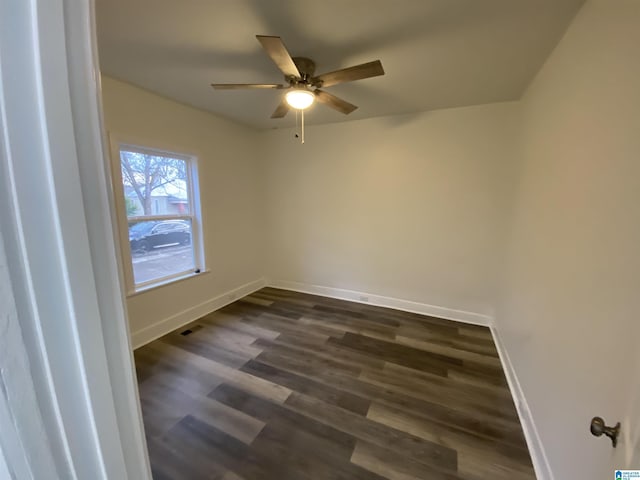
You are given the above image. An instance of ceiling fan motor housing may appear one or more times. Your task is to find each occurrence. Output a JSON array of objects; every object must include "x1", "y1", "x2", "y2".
[{"x1": 291, "y1": 57, "x2": 322, "y2": 87}]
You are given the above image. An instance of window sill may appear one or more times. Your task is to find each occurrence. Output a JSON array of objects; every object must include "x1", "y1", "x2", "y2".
[{"x1": 126, "y1": 269, "x2": 210, "y2": 298}]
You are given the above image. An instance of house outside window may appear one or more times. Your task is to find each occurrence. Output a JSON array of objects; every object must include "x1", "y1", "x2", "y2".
[{"x1": 111, "y1": 141, "x2": 204, "y2": 293}]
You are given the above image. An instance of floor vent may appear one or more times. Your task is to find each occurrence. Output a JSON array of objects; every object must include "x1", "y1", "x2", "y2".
[{"x1": 180, "y1": 329, "x2": 193, "y2": 336}]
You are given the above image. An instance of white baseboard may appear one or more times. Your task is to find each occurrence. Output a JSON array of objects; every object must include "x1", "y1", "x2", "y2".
[
  {"x1": 131, "y1": 277, "x2": 267, "y2": 349},
  {"x1": 491, "y1": 326, "x2": 553, "y2": 480},
  {"x1": 267, "y1": 279, "x2": 492, "y2": 327}
]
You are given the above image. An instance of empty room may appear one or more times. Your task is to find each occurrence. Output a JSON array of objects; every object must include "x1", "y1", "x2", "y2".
[{"x1": 0, "y1": 0, "x2": 638, "y2": 479}]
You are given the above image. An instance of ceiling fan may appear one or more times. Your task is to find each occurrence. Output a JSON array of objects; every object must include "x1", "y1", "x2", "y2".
[{"x1": 211, "y1": 35, "x2": 385, "y2": 119}]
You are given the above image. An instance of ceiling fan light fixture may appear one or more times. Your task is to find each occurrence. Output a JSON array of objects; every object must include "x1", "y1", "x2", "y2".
[{"x1": 285, "y1": 89, "x2": 315, "y2": 110}]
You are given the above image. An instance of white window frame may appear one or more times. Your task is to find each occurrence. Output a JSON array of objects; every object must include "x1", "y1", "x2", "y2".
[{"x1": 109, "y1": 137, "x2": 205, "y2": 294}]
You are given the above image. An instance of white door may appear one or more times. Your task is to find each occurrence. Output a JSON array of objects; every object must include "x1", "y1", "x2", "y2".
[{"x1": 0, "y1": 0, "x2": 151, "y2": 477}]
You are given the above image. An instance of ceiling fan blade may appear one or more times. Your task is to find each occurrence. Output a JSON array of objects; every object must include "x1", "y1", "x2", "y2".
[
  {"x1": 314, "y1": 89, "x2": 358, "y2": 115},
  {"x1": 256, "y1": 35, "x2": 301, "y2": 78},
  {"x1": 211, "y1": 83, "x2": 284, "y2": 90},
  {"x1": 271, "y1": 98, "x2": 289, "y2": 118},
  {"x1": 314, "y1": 60, "x2": 384, "y2": 88}
]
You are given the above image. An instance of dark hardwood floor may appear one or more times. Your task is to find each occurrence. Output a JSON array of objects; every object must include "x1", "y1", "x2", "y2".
[{"x1": 134, "y1": 287, "x2": 535, "y2": 480}]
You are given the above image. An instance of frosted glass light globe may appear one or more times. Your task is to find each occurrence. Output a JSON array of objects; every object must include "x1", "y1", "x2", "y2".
[{"x1": 285, "y1": 89, "x2": 315, "y2": 110}]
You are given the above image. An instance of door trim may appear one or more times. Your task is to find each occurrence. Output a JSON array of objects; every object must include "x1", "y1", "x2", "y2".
[{"x1": 0, "y1": 0, "x2": 151, "y2": 477}]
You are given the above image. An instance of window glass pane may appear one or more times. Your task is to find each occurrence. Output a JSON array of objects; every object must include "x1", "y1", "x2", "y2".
[
  {"x1": 129, "y1": 219, "x2": 195, "y2": 285},
  {"x1": 120, "y1": 150, "x2": 190, "y2": 218}
]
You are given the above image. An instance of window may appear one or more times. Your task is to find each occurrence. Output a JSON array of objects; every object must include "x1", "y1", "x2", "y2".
[{"x1": 112, "y1": 143, "x2": 203, "y2": 292}]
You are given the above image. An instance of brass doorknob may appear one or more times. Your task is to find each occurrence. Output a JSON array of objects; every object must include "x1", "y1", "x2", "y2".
[{"x1": 590, "y1": 417, "x2": 620, "y2": 447}]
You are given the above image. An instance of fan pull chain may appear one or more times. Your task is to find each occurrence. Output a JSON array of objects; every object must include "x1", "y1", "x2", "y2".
[{"x1": 293, "y1": 109, "x2": 305, "y2": 144}]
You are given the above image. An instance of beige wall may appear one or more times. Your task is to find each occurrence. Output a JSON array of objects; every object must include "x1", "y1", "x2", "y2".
[
  {"x1": 261, "y1": 103, "x2": 520, "y2": 316},
  {"x1": 101, "y1": 77, "x2": 264, "y2": 341},
  {"x1": 497, "y1": 0, "x2": 640, "y2": 477},
  {"x1": 102, "y1": 75, "x2": 521, "y2": 335}
]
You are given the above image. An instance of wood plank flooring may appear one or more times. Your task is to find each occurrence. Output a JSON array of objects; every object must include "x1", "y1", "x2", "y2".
[{"x1": 135, "y1": 287, "x2": 535, "y2": 480}]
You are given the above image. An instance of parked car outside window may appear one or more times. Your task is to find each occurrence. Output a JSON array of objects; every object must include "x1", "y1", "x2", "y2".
[{"x1": 129, "y1": 220, "x2": 191, "y2": 254}]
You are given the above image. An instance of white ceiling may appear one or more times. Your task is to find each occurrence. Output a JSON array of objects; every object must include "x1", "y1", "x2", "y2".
[{"x1": 96, "y1": 0, "x2": 584, "y2": 130}]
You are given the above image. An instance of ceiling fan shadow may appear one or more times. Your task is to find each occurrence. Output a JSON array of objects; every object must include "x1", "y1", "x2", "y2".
[
  {"x1": 242, "y1": 0, "x2": 493, "y2": 70},
  {"x1": 112, "y1": 39, "x2": 278, "y2": 75}
]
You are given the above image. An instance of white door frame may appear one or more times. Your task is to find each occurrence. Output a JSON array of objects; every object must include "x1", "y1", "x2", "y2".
[{"x1": 0, "y1": 0, "x2": 151, "y2": 478}]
